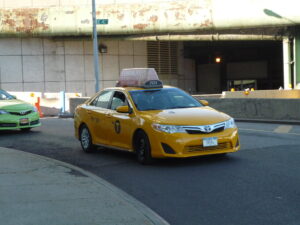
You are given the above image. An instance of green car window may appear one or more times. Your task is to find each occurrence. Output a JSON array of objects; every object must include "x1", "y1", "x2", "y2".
[{"x1": 0, "y1": 90, "x2": 15, "y2": 100}]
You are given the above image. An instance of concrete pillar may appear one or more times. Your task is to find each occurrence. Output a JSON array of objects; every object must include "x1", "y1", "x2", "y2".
[
  {"x1": 283, "y1": 38, "x2": 292, "y2": 89},
  {"x1": 294, "y1": 34, "x2": 300, "y2": 89}
]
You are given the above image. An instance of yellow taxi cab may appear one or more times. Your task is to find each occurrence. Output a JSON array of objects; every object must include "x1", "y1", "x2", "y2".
[{"x1": 74, "y1": 68, "x2": 240, "y2": 164}]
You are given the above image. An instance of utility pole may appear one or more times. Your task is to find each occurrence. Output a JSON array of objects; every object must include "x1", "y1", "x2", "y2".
[{"x1": 92, "y1": 0, "x2": 100, "y2": 92}]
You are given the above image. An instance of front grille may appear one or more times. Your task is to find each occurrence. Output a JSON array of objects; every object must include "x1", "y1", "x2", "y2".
[
  {"x1": 185, "y1": 142, "x2": 232, "y2": 153},
  {"x1": 9, "y1": 110, "x2": 32, "y2": 116},
  {"x1": 30, "y1": 120, "x2": 40, "y2": 125},
  {"x1": 186, "y1": 127, "x2": 225, "y2": 134},
  {"x1": 0, "y1": 123, "x2": 17, "y2": 127},
  {"x1": 182, "y1": 122, "x2": 226, "y2": 134}
]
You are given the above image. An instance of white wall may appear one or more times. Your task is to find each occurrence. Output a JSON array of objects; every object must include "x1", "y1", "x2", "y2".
[{"x1": 0, "y1": 38, "x2": 148, "y2": 96}]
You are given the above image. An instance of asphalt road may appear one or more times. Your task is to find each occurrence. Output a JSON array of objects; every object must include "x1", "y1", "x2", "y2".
[{"x1": 0, "y1": 118, "x2": 300, "y2": 225}]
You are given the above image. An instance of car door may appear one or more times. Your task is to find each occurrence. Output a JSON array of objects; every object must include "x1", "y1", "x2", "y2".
[
  {"x1": 106, "y1": 91, "x2": 136, "y2": 151},
  {"x1": 85, "y1": 90, "x2": 114, "y2": 145}
]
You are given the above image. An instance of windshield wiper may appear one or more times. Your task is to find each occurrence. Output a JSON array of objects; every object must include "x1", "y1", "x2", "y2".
[
  {"x1": 168, "y1": 106, "x2": 190, "y2": 109},
  {"x1": 142, "y1": 108, "x2": 159, "y2": 111}
]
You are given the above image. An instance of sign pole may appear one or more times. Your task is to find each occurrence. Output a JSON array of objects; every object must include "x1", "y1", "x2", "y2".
[{"x1": 92, "y1": 0, "x2": 100, "y2": 93}]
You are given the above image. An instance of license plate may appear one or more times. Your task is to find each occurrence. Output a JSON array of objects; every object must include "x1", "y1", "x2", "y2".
[
  {"x1": 20, "y1": 118, "x2": 29, "y2": 124},
  {"x1": 203, "y1": 137, "x2": 218, "y2": 147}
]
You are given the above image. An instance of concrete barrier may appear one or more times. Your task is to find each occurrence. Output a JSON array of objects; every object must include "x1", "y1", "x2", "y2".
[
  {"x1": 69, "y1": 96, "x2": 300, "y2": 122},
  {"x1": 69, "y1": 97, "x2": 89, "y2": 116},
  {"x1": 194, "y1": 97, "x2": 300, "y2": 121},
  {"x1": 8, "y1": 91, "x2": 82, "y2": 117},
  {"x1": 221, "y1": 89, "x2": 300, "y2": 98}
]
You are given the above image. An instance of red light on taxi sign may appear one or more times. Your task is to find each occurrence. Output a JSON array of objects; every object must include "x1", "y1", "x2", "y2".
[{"x1": 116, "y1": 68, "x2": 163, "y2": 88}]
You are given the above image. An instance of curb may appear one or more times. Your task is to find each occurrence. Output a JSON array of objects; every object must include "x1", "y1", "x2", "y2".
[{"x1": 1, "y1": 147, "x2": 169, "y2": 225}]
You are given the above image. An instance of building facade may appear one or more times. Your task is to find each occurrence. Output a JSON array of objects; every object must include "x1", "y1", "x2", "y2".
[{"x1": 0, "y1": 0, "x2": 299, "y2": 96}]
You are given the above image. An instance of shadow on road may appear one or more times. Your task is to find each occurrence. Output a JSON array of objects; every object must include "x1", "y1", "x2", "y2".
[{"x1": 0, "y1": 129, "x2": 41, "y2": 136}]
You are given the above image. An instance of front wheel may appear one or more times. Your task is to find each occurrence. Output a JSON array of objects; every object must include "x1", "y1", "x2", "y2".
[
  {"x1": 80, "y1": 125, "x2": 96, "y2": 153},
  {"x1": 134, "y1": 131, "x2": 152, "y2": 165}
]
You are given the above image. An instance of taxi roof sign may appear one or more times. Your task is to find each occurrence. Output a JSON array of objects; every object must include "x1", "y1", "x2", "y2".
[{"x1": 116, "y1": 68, "x2": 163, "y2": 88}]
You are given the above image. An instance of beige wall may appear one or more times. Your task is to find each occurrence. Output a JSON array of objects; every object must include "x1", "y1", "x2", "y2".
[
  {"x1": 0, "y1": 38, "x2": 148, "y2": 96},
  {"x1": 0, "y1": 37, "x2": 196, "y2": 96}
]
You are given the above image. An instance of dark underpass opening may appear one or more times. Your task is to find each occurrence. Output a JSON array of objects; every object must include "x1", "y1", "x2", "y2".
[{"x1": 184, "y1": 40, "x2": 283, "y2": 94}]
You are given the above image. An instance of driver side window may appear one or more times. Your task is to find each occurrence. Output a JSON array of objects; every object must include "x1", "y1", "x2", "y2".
[{"x1": 110, "y1": 91, "x2": 128, "y2": 110}]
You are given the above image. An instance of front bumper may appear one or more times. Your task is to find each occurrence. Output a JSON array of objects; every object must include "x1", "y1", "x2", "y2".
[
  {"x1": 0, "y1": 112, "x2": 41, "y2": 130},
  {"x1": 148, "y1": 128, "x2": 240, "y2": 158}
]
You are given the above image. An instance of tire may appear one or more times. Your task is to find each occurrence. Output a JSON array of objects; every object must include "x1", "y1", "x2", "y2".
[
  {"x1": 80, "y1": 125, "x2": 96, "y2": 153},
  {"x1": 134, "y1": 131, "x2": 152, "y2": 165},
  {"x1": 21, "y1": 128, "x2": 31, "y2": 132}
]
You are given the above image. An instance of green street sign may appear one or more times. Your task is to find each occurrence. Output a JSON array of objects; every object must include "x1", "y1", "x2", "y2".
[{"x1": 96, "y1": 19, "x2": 109, "y2": 25}]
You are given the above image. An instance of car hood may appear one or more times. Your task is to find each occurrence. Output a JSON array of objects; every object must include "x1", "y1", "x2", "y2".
[
  {"x1": 0, "y1": 99, "x2": 33, "y2": 111},
  {"x1": 139, "y1": 107, "x2": 231, "y2": 125}
]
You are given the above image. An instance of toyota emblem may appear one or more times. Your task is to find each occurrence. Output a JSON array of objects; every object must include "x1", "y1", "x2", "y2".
[{"x1": 204, "y1": 125, "x2": 212, "y2": 133}]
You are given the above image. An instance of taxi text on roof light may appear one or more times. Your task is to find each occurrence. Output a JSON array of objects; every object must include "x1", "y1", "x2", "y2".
[{"x1": 116, "y1": 68, "x2": 163, "y2": 88}]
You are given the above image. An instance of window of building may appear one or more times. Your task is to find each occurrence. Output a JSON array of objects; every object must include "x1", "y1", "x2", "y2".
[{"x1": 227, "y1": 80, "x2": 257, "y2": 91}]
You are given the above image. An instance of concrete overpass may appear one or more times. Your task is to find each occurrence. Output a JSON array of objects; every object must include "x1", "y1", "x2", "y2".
[{"x1": 0, "y1": 0, "x2": 299, "y2": 96}]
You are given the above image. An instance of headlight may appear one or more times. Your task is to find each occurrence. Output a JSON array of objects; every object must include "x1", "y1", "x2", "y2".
[
  {"x1": 0, "y1": 110, "x2": 9, "y2": 115},
  {"x1": 152, "y1": 123, "x2": 186, "y2": 134},
  {"x1": 224, "y1": 118, "x2": 236, "y2": 129},
  {"x1": 32, "y1": 106, "x2": 38, "y2": 112}
]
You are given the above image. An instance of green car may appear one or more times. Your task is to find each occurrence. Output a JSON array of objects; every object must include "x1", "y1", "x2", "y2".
[{"x1": 0, "y1": 89, "x2": 41, "y2": 131}]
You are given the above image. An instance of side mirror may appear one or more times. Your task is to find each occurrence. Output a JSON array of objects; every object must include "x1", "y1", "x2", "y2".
[
  {"x1": 116, "y1": 105, "x2": 132, "y2": 113},
  {"x1": 199, "y1": 100, "x2": 209, "y2": 106}
]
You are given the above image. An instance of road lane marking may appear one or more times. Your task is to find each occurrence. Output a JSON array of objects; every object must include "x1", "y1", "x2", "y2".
[
  {"x1": 274, "y1": 125, "x2": 293, "y2": 134},
  {"x1": 240, "y1": 128, "x2": 270, "y2": 133},
  {"x1": 239, "y1": 128, "x2": 300, "y2": 136}
]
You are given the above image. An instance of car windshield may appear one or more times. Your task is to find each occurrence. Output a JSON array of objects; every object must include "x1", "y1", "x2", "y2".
[
  {"x1": 0, "y1": 90, "x2": 15, "y2": 100},
  {"x1": 129, "y1": 88, "x2": 202, "y2": 111}
]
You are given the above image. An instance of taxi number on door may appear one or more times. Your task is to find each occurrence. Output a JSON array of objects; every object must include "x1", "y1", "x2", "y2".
[{"x1": 203, "y1": 137, "x2": 218, "y2": 147}]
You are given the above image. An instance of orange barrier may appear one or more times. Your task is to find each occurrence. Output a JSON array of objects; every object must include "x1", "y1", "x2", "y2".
[{"x1": 35, "y1": 97, "x2": 44, "y2": 118}]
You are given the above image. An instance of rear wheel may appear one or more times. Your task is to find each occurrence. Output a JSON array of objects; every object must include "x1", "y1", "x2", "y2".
[
  {"x1": 134, "y1": 131, "x2": 152, "y2": 165},
  {"x1": 80, "y1": 125, "x2": 96, "y2": 153}
]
